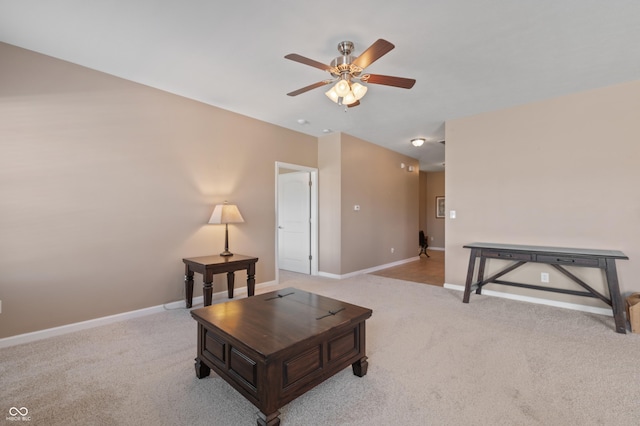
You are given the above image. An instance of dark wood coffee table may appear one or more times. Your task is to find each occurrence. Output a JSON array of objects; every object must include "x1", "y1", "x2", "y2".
[{"x1": 190, "y1": 287, "x2": 373, "y2": 425}]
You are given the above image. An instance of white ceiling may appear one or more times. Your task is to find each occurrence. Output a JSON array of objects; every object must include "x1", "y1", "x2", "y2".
[{"x1": 2, "y1": 1, "x2": 640, "y2": 171}]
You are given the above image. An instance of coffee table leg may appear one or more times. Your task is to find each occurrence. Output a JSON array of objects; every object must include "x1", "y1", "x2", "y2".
[
  {"x1": 352, "y1": 356, "x2": 368, "y2": 377},
  {"x1": 184, "y1": 266, "x2": 194, "y2": 308},
  {"x1": 194, "y1": 358, "x2": 210, "y2": 379},
  {"x1": 257, "y1": 410, "x2": 280, "y2": 426}
]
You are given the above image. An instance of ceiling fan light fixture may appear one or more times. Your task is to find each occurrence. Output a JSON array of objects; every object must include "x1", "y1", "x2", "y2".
[
  {"x1": 351, "y1": 82, "x2": 368, "y2": 100},
  {"x1": 334, "y1": 79, "x2": 351, "y2": 97},
  {"x1": 325, "y1": 87, "x2": 340, "y2": 103},
  {"x1": 343, "y1": 91, "x2": 357, "y2": 105},
  {"x1": 411, "y1": 138, "x2": 426, "y2": 147}
]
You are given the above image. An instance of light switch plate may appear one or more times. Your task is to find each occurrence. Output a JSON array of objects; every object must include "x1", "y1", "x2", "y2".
[{"x1": 449, "y1": 210, "x2": 456, "y2": 219}]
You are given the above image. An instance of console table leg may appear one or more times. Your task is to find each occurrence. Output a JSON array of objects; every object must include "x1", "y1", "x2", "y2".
[
  {"x1": 475, "y1": 257, "x2": 487, "y2": 295},
  {"x1": 352, "y1": 356, "x2": 368, "y2": 377},
  {"x1": 257, "y1": 410, "x2": 280, "y2": 426},
  {"x1": 194, "y1": 358, "x2": 210, "y2": 379},
  {"x1": 463, "y1": 249, "x2": 478, "y2": 303},
  {"x1": 605, "y1": 259, "x2": 627, "y2": 334},
  {"x1": 184, "y1": 267, "x2": 194, "y2": 308}
]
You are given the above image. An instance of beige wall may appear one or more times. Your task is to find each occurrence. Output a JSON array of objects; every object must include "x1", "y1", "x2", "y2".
[
  {"x1": 319, "y1": 132, "x2": 419, "y2": 275},
  {"x1": 318, "y1": 132, "x2": 342, "y2": 274},
  {"x1": 419, "y1": 171, "x2": 428, "y2": 233},
  {"x1": 338, "y1": 133, "x2": 419, "y2": 274},
  {"x1": 0, "y1": 43, "x2": 317, "y2": 338},
  {"x1": 421, "y1": 171, "x2": 445, "y2": 249},
  {"x1": 445, "y1": 79, "x2": 640, "y2": 307}
]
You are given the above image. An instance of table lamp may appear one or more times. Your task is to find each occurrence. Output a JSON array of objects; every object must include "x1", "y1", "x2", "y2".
[{"x1": 208, "y1": 201, "x2": 244, "y2": 256}]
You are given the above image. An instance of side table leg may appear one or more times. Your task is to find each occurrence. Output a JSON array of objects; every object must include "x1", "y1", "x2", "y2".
[
  {"x1": 184, "y1": 266, "x2": 194, "y2": 308},
  {"x1": 227, "y1": 272, "x2": 235, "y2": 299},
  {"x1": 605, "y1": 259, "x2": 627, "y2": 334},
  {"x1": 257, "y1": 410, "x2": 280, "y2": 426},
  {"x1": 194, "y1": 358, "x2": 211, "y2": 379},
  {"x1": 203, "y1": 271, "x2": 213, "y2": 307},
  {"x1": 352, "y1": 356, "x2": 368, "y2": 377},
  {"x1": 247, "y1": 261, "x2": 256, "y2": 296}
]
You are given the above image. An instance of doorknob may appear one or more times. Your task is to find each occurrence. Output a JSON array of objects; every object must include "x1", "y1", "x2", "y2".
[{"x1": 278, "y1": 226, "x2": 284, "y2": 229}]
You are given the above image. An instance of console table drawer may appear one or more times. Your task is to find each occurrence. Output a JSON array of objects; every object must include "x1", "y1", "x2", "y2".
[
  {"x1": 482, "y1": 250, "x2": 532, "y2": 261},
  {"x1": 536, "y1": 255, "x2": 599, "y2": 267}
]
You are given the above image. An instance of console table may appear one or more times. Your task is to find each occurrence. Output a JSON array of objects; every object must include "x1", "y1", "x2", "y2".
[
  {"x1": 463, "y1": 242, "x2": 628, "y2": 334},
  {"x1": 183, "y1": 254, "x2": 258, "y2": 308}
]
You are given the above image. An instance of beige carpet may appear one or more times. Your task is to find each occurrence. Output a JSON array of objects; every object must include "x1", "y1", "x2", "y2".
[{"x1": 2, "y1": 272, "x2": 639, "y2": 425}]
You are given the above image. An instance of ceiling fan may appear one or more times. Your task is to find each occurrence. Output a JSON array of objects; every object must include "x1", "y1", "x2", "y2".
[{"x1": 285, "y1": 39, "x2": 416, "y2": 107}]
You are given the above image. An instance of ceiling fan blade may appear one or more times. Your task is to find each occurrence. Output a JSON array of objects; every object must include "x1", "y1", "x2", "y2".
[
  {"x1": 284, "y1": 54, "x2": 333, "y2": 72},
  {"x1": 287, "y1": 80, "x2": 332, "y2": 96},
  {"x1": 364, "y1": 74, "x2": 416, "y2": 89},
  {"x1": 352, "y1": 39, "x2": 395, "y2": 69},
  {"x1": 347, "y1": 100, "x2": 360, "y2": 108}
]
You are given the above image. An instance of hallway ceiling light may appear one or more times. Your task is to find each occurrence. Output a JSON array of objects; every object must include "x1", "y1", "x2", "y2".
[{"x1": 411, "y1": 138, "x2": 425, "y2": 147}]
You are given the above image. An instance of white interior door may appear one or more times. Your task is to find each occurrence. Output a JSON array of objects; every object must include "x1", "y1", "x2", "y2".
[{"x1": 278, "y1": 171, "x2": 311, "y2": 274}]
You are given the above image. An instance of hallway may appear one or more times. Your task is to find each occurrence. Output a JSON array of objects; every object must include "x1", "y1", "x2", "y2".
[{"x1": 371, "y1": 249, "x2": 444, "y2": 286}]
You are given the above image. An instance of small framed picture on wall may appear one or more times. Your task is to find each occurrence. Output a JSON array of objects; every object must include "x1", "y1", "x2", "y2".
[{"x1": 436, "y1": 196, "x2": 445, "y2": 218}]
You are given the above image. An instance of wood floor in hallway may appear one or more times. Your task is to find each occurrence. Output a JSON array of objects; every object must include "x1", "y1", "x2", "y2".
[{"x1": 371, "y1": 249, "x2": 444, "y2": 286}]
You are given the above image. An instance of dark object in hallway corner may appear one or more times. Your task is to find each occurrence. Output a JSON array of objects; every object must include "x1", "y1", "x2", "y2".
[{"x1": 419, "y1": 231, "x2": 430, "y2": 257}]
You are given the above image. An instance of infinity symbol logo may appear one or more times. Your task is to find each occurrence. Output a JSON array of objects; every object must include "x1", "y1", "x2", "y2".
[{"x1": 9, "y1": 407, "x2": 28, "y2": 416}]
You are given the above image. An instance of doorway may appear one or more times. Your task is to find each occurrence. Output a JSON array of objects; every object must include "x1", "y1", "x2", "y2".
[{"x1": 275, "y1": 162, "x2": 318, "y2": 280}]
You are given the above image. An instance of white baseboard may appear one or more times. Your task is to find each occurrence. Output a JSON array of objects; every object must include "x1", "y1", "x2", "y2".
[
  {"x1": 0, "y1": 280, "x2": 276, "y2": 349},
  {"x1": 318, "y1": 257, "x2": 420, "y2": 280},
  {"x1": 429, "y1": 247, "x2": 445, "y2": 251},
  {"x1": 443, "y1": 283, "x2": 613, "y2": 317}
]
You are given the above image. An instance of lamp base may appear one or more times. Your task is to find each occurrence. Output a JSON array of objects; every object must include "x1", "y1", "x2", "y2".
[{"x1": 220, "y1": 250, "x2": 233, "y2": 257}]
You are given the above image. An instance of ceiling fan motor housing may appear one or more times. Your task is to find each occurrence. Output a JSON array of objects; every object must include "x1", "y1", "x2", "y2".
[{"x1": 337, "y1": 41, "x2": 354, "y2": 55}]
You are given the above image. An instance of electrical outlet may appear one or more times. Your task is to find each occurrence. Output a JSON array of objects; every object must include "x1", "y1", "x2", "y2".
[
  {"x1": 0, "y1": 300, "x2": 2, "y2": 314},
  {"x1": 430, "y1": 236, "x2": 434, "y2": 241},
  {"x1": 391, "y1": 248, "x2": 395, "y2": 253},
  {"x1": 541, "y1": 272, "x2": 549, "y2": 283}
]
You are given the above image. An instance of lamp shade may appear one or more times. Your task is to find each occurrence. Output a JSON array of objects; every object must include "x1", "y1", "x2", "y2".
[
  {"x1": 208, "y1": 203, "x2": 244, "y2": 225},
  {"x1": 351, "y1": 82, "x2": 368, "y2": 100},
  {"x1": 334, "y1": 79, "x2": 351, "y2": 97},
  {"x1": 325, "y1": 86, "x2": 340, "y2": 103},
  {"x1": 342, "y1": 91, "x2": 357, "y2": 105}
]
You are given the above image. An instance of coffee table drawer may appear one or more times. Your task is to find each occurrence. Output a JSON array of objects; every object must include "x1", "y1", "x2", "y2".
[
  {"x1": 283, "y1": 345, "x2": 322, "y2": 388},
  {"x1": 201, "y1": 327, "x2": 260, "y2": 398}
]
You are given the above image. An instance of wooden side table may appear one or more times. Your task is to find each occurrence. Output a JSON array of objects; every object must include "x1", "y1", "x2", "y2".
[{"x1": 183, "y1": 254, "x2": 258, "y2": 308}]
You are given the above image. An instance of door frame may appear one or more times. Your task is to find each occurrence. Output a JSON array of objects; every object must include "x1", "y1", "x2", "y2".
[{"x1": 275, "y1": 162, "x2": 318, "y2": 283}]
